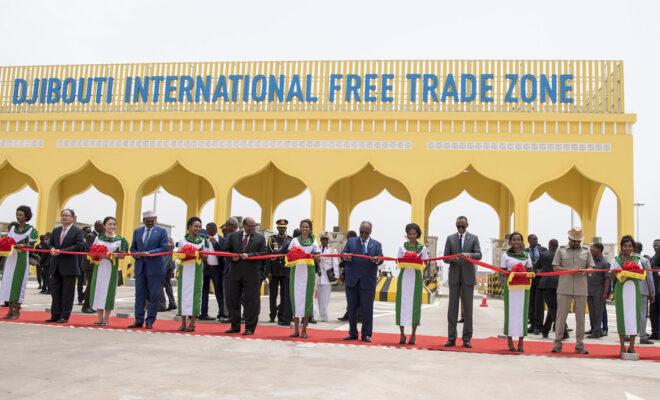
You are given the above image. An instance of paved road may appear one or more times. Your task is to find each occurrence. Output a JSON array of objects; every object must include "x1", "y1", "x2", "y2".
[{"x1": 2, "y1": 283, "x2": 659, "y2": 399}]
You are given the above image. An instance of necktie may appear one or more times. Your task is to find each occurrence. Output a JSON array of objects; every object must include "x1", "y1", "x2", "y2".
[
  {"x1": 60, "y1": 227, "x2": 68, "y2": 245},
  {"x1": 459, "y1": 234, "x2": 463, "y2": 252},
  {"x1": 144, "y1": 228, "x2": 152, "y2": 245},
  {"x1": 362, "y1": 240, "x2": 368, "y2": 255},
  {"x1": 242, "y1": 234, "x2": 249, "y2": 252}
]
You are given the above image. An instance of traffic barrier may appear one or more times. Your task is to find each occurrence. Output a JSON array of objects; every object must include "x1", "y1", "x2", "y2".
[{"x1": 374, "y1": 276, "x2": 433, "y2": 304}]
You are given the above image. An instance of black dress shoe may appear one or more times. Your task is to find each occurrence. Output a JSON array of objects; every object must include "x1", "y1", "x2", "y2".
[
  {"x1": 225, "y1": 328, "x2": 240, "y2": 333},
  {"x1": 462, "y1": 341, "x2": 472, "y2": 348},
  {"x1": 198, "y1": 315, "x2": 214, "y2": 321},
  {"x1": 45, "y1": 318, "x2": 59, "y2": 323},
  {"x1": 127, "y1": 322, "x2": 144, "y2": 328},
  {"x1": 167, "y1": 304, "x2": 178, "y2": 311},
  {"x1": 82, "y1": 307, "x2": 95, "y2": 314},
  {"x1": 309, "y1": 318, "x2": 317, "y2": 324},
  {"x1": 337, "y1": 316, "x2": 348, "y2": 322},
  {"x1": 56, "y1": 318, "x2": 68, "y2": 323},
  {"x1": 158, "y1": 307, "x2": 167, "y2": 312},
  {"x1": 444, "y1": 340, "x2": 456, "y2": 347},
  {"x1": 361, "y1": 336, "x2": 372, "y2": 342},
  {"x1": 145, "y1": 323, "x2": 153, "y2": 329},
  {"x1": 343, "y1": 335, "x2": 358, "y2": 340},
  {"x1": 278, "y1": 321, "x2": 291, "y2": 327},
  {"x1": 458, "y1": 318, "x2": 464, "y2": 323},
  {"x1": 219, "y1": 317, "x2": 231, "y2": 323},
  {"x1": 242, "y1": 330, "x2": 254, "y2": 336}
]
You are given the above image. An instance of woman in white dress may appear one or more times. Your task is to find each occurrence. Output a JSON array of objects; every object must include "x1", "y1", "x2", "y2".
[
  {"x1": 176, "y1": 217, "x2": 209, "y2": 332},
  {"x1": 0, "y1": 206, "x2": 38, "y2": 320},
  {"x1": 287, "y1": 219, "x2": 319, "y2": 338},
  {"x1": 395, "y1": 223, "x2": 428, "y2": 345},
  {"x1": 611, "y1": 235, "x2": 645, "y2": 357},
  {"x1": 499, "y1": 232, "x2": 534, "y2": 352},
  {"x1": 89, "y1": 216, "x2": 128, "y2": 325}
]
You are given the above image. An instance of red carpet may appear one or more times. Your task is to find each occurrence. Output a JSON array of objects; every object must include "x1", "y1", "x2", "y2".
[{"x1": 3, "y1": 310, "x2": 659, "y2": 361}]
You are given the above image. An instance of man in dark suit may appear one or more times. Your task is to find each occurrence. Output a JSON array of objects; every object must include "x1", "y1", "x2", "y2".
[
  {"x1": 128, "y1": 211, "x2": 169, "y2": 329},
  {"x1": 537, "y1": 239, "x2": 565, "y2": 338},
  {"x1": 223, "y1": 217, "x2": 267, "y2": 335},
  {"x1": 37, "y1": 233, "x2": 52, "y2": 294},
  {"x1": 46, "y1": 208, "x2": 85, "y2": 323},
  {"x1": 158, "y1": 238, "x2": 177, "y2": 311},
  {"x1": 650, "y1": 239, "x2": 660, "y2": 340},
  {"x1": 527, "y1": 234, "x2": 547, "y2": 334},
  {"x1": 341, "y1": 221, "x2": 383, "y2": 342},
  {"x1": 219, "y1": 217, "x2": 240, "y2": 323},
  {"x1": 443, "y1": 216, "x2": 482, "y2": 348}
]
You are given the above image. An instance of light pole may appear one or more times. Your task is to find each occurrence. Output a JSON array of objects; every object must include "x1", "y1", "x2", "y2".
[
  {"x1": 153, "y1": 188, "x2": 161, "y2": 214},
  {"x1": 633, "y1": 202, "x2": 644, "y2": 241}
]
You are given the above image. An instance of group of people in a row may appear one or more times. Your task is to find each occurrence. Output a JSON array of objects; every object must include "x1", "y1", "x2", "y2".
[{"x1": 1, "y1": 206, "x2": 659, "y2": 357}]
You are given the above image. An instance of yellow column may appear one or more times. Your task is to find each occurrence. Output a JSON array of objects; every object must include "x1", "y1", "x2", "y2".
[
  {"x1": 616, "y1": 187, "x2": 635, "y2": 240},
  {"x1": 118, "y1": 182, "x2": 141, "y2": 280},
  {"x1": 259, "y1": 169, "x2": 275, "y2": 230},
  {"x1": 410, "y1": 190, "x2": 427, "y2": 239},
  {"x1": 310, "y1": 185, "x2": 327, "y2": 234},
  {"x1": 213, "y1": 182, "x2": 233, "y2": 226},
  {"x1": 512, "y1": 190, "x2": 529, "y2": 240},
  {"x1": 338, "y1": 203, "x2": 351, "y2": 232},
  {"x1": 498, "y1": 187, "x2": 512, "y2": 239},
  {"x1": 119, "y1": 182, "x2": 142, "y2": 241},
  {"x1": 37, "y1": 179, "x2": 63, "y2": 234}
]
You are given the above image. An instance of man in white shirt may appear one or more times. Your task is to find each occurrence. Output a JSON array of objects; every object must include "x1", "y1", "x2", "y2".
[{"x1": 317, "y1": 232, "x2": 339, "y2": 322}]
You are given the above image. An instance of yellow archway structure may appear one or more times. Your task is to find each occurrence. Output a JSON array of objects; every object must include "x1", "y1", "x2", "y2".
[
  {"x1": 0, "y1": 60, "x2": 636, "y2": 248},
  {"x1": 425, "y1": 165, "x2": 515, "y2": 239},
  {"x1": 0, "y1": 160, "x2": 38, "y2": 205},
  {"x1": 327, "y1": 163, "x2": 411, "y2": 232},
  {"x1": 233, "y1": 162, "x2": 307, "y2": 230}
]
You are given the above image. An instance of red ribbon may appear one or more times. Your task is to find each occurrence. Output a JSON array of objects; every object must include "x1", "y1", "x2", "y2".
[{"x1": 11, "y1": 246, "x2": 660, "y2": 274}]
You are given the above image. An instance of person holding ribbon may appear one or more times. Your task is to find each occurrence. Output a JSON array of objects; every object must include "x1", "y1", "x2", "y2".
[
  {"x1": 88, "y1": 216, "x2": 128, "y2": 326},
  {"x1": 611, "y1": 235, "x2": 647, "y2": 358},
  {"x1": 499, "y1": 232, "x2": 534, "y2": 352},
  {"x1": 0, "y1": 205, "x2": 39, "y2": 320},
  {"x1": 285, "y1": 219, "x2": 320, "y2": 338},
  {"x1": 128, "y1": 210, "x2": 169, "y2": 329},
  {"x1": 175, "y1": 216, "x2": 210, "y2": 332},
  {"x1": 395, "y1": 223, "x2": 428, "y2": 345}
]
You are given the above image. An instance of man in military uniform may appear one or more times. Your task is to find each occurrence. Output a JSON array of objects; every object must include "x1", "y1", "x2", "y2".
[
  {"x1": 266, "y1": 219, "x2": 292, "y2": 326},
  {"x1": 551, "y1": 228, "x2": 595, "y2": 354}
]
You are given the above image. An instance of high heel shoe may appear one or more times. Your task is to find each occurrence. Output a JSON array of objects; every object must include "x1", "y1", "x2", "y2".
[
  {"x1": 399, "y1": 335, "x2": 406, "y2": 345},
  {"x1": 408, "y1": 336, "x2": 416, "y2": 345},
  {"x1": 185, "y1": 325, "x2": 195, "y2": 332},
  {"x1": 178, "y1": 325, "x2": 186, "y2": 332},
  {"x1": 289, "y1": 332, "x2": 300, "y2": 338}
]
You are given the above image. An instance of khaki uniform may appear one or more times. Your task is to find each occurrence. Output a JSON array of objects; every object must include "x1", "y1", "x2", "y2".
[{"x1": 552, "y1": 245, "x2": 595, "y2": 350}]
